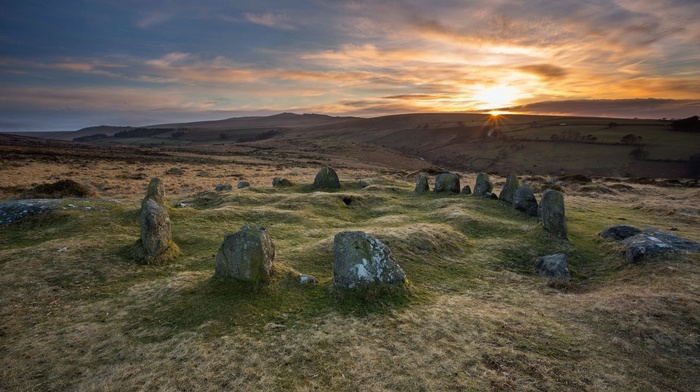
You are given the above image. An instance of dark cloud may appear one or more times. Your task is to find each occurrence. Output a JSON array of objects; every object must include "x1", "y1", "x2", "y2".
[
  {"x1": 516, "y1": 64, "x2": 567, "y2": 79},
  {"x1": 507, "y1": 99, "x2": 700, "y2": 119}
]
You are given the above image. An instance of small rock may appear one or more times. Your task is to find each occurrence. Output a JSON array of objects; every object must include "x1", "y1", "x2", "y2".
[
  {"x1": 358, "y1": 180, "x2": 368, "y2": 189},
  {"x1": 57, "y1": 247, "x2": 67, "y2": 253},
  {"x1": 215, "y1": 184, "x2": 232, "y2": 192},
  {"x1": 620, "y1": 228, "x2": 700, "y2": 263},
  {"x1": 299, "y1": 274, "x2": 319, "y2": 284},
  {"x1": 174, "y1": 202, "x2": 194, "y2": 208},
  {"x1": 460, "y1": 185, "x2": 472, "y2": 195},
  {"x1": 535, "y1": 253, "x2": 570, "y2": 281},
  {"x1": 485, "y1": 192, "x2": 498, "y2": 200},
  {"x1": 237, "y1": 181, "x2": 251, "y2": 189}
]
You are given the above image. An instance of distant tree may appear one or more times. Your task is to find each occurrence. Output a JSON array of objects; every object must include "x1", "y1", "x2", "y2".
[
  {"x1": 620, "y1": 134, "x2": 642, "y2": 145},
  {"x1": 670, "y1": 115, "x2": 700, "y2": 132}
]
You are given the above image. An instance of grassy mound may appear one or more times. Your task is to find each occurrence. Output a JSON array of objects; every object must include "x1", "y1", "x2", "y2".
[{"x1": 21, "y1": 179, "x2": 98, "y2": 199}]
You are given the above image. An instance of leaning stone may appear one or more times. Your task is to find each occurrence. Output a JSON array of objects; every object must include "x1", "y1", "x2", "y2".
[
  {"x1": 512, "y1": 184, "x2": 538, "y2": 217},
  {"x1": 272, "y1": 177, "x2": 294, "y2": 188},
  {"x1": 215, "y1": 226, "x2": 275, "y2": 282},
  {"x1": 499, "y1": 174, "x2": 520, "y2": 203},
  {"x1": 434, "y1": 173, "x2": 460, "y2": 193},
  {"x1": 535, "y1": 253, "x2": 570, "y2": 281},
  {"x1": 333, "y1": 231, "x2": 406, "y2": 289},
  {"x1": 415, "y1": 174, "x2": 430, "y2": 193},
  {"x1": 215, "y1": 184, "x2": 232, "y2": 192},
  {"x1": 461, "y1": 185, "x2": 472, "y2": 195},
  {"x1": 599, "y1": 225, "x2": 642, "y2": 240},
  {"x1": 473, "y1": 173, "x2": 493, "y2": 196},
  {"x1": 540, "y1": 189, "x2": 567, "y2": 239},
  {"x1": 237, "y1": 181, "x2": 251, "y2": 189},
  {"x1": 313, "y1": 167, "x2": 341, "y2": 189}
]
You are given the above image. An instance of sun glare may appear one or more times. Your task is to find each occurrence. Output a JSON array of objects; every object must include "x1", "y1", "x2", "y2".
[{"x1": 474, "y1": 84, "x2": 520, "y2": 110}]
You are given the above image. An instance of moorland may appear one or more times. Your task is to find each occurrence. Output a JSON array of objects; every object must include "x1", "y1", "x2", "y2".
[{"x1": 1, "y1": 112, "x2": 699, "y2": 391}]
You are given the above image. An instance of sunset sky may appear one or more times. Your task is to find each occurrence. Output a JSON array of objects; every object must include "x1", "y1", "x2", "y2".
[{"x1": 1, "y1": 0, "x2": 700, "y2": 131}]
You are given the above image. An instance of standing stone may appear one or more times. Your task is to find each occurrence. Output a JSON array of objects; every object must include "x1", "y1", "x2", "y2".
[
  {"x1": 512, "y1": 184, "x2": 538, "y2": 217},
  {"x1": 535, "y1": 254, "x2": 570, "y2": 281},
  {"x1": 461, "y1": 185, "x2": 472, "y2": 195},
  {"x1": 473, "y1": 173, "x2": 493, "y2": 196},
  {"x1": 139, "y1": 178, "x2": 178, "y2": 264},
  {"x1": 434, "y1": 173, "x2": 460, "y2": 193},
  {"x1": 499, "y1": 174, "x2": 519, "y2": 203},
  {"x1": 313, "y1": 167, "x2": 341, "y2": 189},
  {"x1": 237, "y1": 181, "x2": 251, "y2": 189},
  {"x1": 540, "y1": 189, "x2": 567, "y2": 239},
  {"x1": 215, "y1": 226, "x2": 275, "y2": 282},
  {"x1": 333, "y1": 231, "x2": 406, "y2": 289},
  {"x1": 415, "y1": 174, "x2": 430, "y2": 193}
]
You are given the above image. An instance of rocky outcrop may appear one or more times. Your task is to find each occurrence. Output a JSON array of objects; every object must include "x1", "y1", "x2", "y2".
[
  {"x1": 473, "y1": 173, "x2": 493, "y2": 196},
  {"x1": 313, "y1": 167, "x2": 341, "y2": 189},
  {"x1": 512, "y1": 184, "x2": 538, "y2": 217},
  {"x1": 415, "y1": 174, "x2": 430, "y2": 193},
  {"x1": 333, "y1": 231, "x2": 406, "y2": 289},
  {"x1": 602, "y1": 225, "x2": 700, "y2": 263},
  {"x1": 215, "y1": 226, "x2": 275, "y2": 282},
  {"x1": 434, "y1": 173, "x2": 460, "y2": 194},
  {"x1": 535, "y1": 253, "x2": 569, "y2": 281},
  {"x1": 499, "y1": 174, "x2": 519, "y2": 203},
  {"x1": 540, "y1": 189, "x2": 567, "y2": 239}
]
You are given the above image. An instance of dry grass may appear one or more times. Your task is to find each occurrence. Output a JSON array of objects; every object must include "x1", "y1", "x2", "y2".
[{"x1": 1, "y1": 145, "x2": 699, "y2": 391}]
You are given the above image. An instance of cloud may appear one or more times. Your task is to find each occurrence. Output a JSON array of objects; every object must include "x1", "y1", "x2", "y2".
[{"x1": 242, "y1": 12, "x2": 297, "y2": 30}]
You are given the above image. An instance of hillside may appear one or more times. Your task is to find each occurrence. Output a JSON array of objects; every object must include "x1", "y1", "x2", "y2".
[
  {"x1": 4, "y1": 112, "x2": 699, "y2": 178},
  {"x1": 1, "y1": 140, "x2": 699, "y2": 391}
]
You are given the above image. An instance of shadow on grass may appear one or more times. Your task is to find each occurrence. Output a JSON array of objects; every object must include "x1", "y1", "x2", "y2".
[{"x1": 132, "y1": 265, "x2": 420, "y2": 341}]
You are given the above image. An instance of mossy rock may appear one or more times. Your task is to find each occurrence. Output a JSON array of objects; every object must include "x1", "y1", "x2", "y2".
[
  {"x1": 215, "y1": 226, "x2": 275, "y2": 283},
  {"x1": 313, "y1": 167, "x2": 341, "y2": 190}
]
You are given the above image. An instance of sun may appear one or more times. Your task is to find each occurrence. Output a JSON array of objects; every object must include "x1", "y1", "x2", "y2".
[{"x1": 473, "y1": 84, "x2": 521, "y2": 110}]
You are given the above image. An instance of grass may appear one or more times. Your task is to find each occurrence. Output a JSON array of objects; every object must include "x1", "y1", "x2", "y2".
[{"x1": 1, "y1": 157, "x2": 699, "y2": 391}]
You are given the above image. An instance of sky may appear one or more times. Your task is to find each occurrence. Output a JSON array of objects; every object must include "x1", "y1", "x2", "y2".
[{"x1": 1, "y1": 0, "x2": 700, "y2": 131}]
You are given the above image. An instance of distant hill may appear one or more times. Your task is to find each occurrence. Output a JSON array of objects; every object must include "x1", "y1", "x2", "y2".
[{"x1": 148, "y1": 112, "x2": 360, "y2": 130}]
